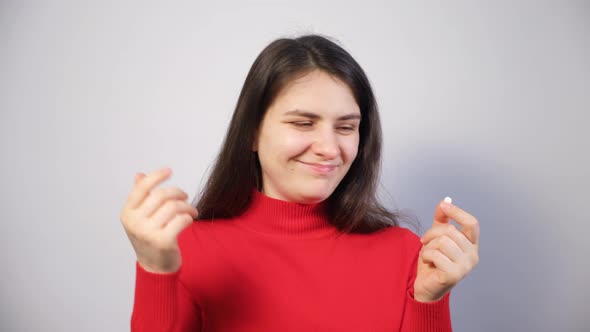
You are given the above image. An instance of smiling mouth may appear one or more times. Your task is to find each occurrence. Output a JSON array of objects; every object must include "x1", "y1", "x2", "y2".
[{"x1": 298, "y1": 161, "x2": 339, "y2": 174}]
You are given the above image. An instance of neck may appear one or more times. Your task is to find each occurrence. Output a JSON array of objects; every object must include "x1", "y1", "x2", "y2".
[{"x1": 238, "y1": 189, "x2": 337, "y2": 238}]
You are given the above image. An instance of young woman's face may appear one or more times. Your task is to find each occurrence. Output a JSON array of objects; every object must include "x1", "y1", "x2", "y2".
[{"x1": 253, "y1": 70, "x2": 361, "y2": 204}]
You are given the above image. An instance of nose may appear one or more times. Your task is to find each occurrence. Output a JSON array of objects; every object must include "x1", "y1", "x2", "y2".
[{"x1": 311, "y1": 128, "x2": 339, "y2": 160}]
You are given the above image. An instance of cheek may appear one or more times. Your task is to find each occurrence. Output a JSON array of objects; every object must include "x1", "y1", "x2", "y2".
[
  {"x1": 262, "y1": 131, "x2": 309, "y2": 165},
  {"x1": 282, "y1": 132, "x2": 312, "y2": 159},
  {"x1": 341, "y1": 136, "x2": 360, "y2": 162}
]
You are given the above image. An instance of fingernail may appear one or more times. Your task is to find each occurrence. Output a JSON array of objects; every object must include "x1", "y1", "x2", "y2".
[{"x1": 441, "y1": 196, "x2": 453, "y2": 210}]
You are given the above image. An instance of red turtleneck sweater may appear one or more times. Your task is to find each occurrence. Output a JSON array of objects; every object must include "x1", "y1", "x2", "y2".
[{"x1": 131, "y1": 191, "x2": 452, "y2": 331}]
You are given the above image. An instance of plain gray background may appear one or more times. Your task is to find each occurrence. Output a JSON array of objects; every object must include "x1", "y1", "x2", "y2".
[{"x1": 1, "y1": 1, "x2": 588, "y2": 331}]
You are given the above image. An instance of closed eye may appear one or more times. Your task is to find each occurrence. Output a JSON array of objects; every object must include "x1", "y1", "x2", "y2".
[
  {"x1": 290, "y1": 121, "x2": 357, "y2": 133},
  {"x1": 337, "y1": 125, "x2": 358, "y2": 134},
  {"x1": 292, "y1": 121, "x2": 313, "y2": 127}
]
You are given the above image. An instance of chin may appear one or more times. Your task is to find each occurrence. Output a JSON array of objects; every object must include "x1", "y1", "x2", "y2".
[{"x1": 297, "y1": 186, "x2": 334, "y2": 204}]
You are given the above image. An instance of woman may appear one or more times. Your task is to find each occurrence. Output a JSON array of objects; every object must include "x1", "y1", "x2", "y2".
[{"x1": 121, "y1": 34, "x2": 480, "y2": 331}]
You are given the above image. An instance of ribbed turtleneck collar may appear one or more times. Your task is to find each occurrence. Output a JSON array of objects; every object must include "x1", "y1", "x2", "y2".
[{"x1": 238, "y1": 189, "x2": 338, "y2": 238}]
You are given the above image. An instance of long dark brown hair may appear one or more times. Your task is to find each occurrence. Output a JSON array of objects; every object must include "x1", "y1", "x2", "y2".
[{"x1": 194, "y1": 34, "x2": 415, "y2": 233}]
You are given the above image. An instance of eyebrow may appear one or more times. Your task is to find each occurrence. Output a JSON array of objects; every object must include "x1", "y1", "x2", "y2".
[{"x1": 283, "y1": 109, "x2": 361, "y2": 121}]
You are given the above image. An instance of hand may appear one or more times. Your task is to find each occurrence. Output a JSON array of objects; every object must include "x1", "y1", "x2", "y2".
[
  {"x1": 413, "y1": 198, "x2": 480, "y2": 302},
  {"x1": 120, "y1": 167, "x2": 199, "y2": 274}
]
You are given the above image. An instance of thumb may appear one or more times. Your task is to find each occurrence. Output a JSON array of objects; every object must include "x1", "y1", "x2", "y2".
[{"x1": 432, "y1": 196, "x2": 453, "y2": 227}]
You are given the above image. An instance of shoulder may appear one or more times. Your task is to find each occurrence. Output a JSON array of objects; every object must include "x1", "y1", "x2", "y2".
[
  {"x1": 372, "y1": 225, "x2": 420, "y2": 242},
  {"x1": 176, "y1": 218, "x2": 239, "y2": 276},
  {"x1": 367, "y1": 226, "x2": 422, "y2": 257},
  {"x1": 178, "y1": 218, "x2": 236, "y2": 246}
]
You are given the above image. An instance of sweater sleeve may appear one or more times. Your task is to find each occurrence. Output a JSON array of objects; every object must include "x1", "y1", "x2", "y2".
[
  {"x1": 131, "y1": 262, "x2": 201, "y2": 331},
  {"x1": 400, "y1": 231, "x2": 453, "y2": 332}
]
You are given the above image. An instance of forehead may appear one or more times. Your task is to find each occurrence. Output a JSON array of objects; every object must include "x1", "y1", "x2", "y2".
[{"x1": 268, "y1": 70, "x2": 360, "y2": 117}]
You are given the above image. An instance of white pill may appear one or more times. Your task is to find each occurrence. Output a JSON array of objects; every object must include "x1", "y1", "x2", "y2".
[{"x1": 444, "y1": 196, "x2": 453, "y2": 204}]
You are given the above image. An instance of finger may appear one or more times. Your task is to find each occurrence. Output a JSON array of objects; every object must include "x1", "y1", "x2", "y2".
[
  {"x1": 432, "y1": 197, "x2": 453, "y2": 227},
  {"x1": 421, "y1": 223, "x2": 458, "y2": 244},
  {"x1": 424, "y1": 235, "x2": 464, "y2": 264},
  {"x1": 421, "y1": 248, "x2": 455, "y2": 274},
  {"x1": 150, "y1": 200, "x2": 199, "y2": 229},
  {"x1": 125, "y1": 167, "x2": 172, "y2": 209},
  {"x1": 134, "y1": 172, "x2": 146, "y2": 184},
  {"x1": 162, "y1": 213, "x2": 194, "y2": 241},
  {"x1": 421, "y1": 224, "x2": 474, "y2": 253},
  {"x1": 138, "y1": 187, "x2": 189, "y2": 218},
  {"x1": 439, "y1": 200, "x2": 480, "y2": 245}
]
